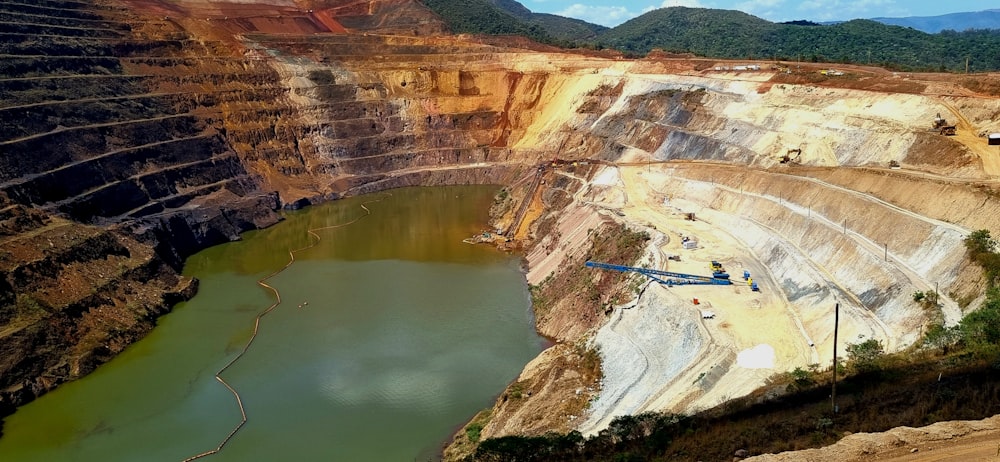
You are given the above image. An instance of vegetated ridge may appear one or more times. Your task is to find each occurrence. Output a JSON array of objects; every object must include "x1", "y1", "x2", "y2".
[
  {"x1": 595, "y1": 7, "x2": 1000, "y2": 72},
  {"x1": 871, "y1": 8, "x2": 1000, "y2": 34},
  {"x1": 422, "y1": 0, "x2": 606, "y2": 44},
  {"x1": 424, "y1": 1, "x2": 1000, "y2": 72},
  {"x1": 486, "y1": 0, "x2": 607, "y2": 42}
]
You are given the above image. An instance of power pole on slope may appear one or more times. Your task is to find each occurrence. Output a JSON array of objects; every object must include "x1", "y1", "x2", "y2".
[{"x1": 832, "y1": 302, "x2": 839, "y2": 415}]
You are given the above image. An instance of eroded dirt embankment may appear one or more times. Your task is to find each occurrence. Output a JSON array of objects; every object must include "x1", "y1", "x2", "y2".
[{"x1": 747, "y1": 415, "x2": 1000, "y2": 462}]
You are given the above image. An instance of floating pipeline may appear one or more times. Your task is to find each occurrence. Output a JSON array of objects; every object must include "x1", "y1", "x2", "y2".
[{"x1": 182, "y1": 193, "x2": 390, "y2": 462}]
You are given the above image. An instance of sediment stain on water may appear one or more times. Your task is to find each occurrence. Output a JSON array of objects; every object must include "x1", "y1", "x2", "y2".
[{"x1": 0, "y1": 185, "x2": 544, "y2": 461}]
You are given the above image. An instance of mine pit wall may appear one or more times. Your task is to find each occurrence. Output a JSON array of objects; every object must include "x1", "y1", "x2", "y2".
[
  {"x1": 2, "y1": 1, "x2": 585, "y2": 426},
  {"x1": 457, "y1": 68, "x2": 1000, "y2": 447},
  {"x1": 253, "y1": 38, "x2": 576, "y2": 201},
  {"x1": 5, "y1": 0, "x2": 1000, "y2": 449},
  {"x1": 555, "y1": 72, "x2": 988, "y2": 176},
  {"x1": 639, "y1": 86, "x2": 986, "y2": 337},
  {"x1": 535, "y1": 71, "x2": 1000, "y2": 338},
  {"x1": 655, "y1": 168, "x2": 964, "y2": 349},
  {"x1": 0, "y1": 0, "x2": 290, "y2": 421}
]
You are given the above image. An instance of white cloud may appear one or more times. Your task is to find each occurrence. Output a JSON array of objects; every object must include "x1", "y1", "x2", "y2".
[
  {"x1": 556, "y1": 4, "x2": 637, "y2": 27},
  {"x1": 793, "y1": 0, "x2": 907, "y2": 22},
  {"x1": 733, "y1": 0, "x2": 786, "y2": 21},
  {"x1": 656, "y1": 0, "x2": 705, "y2": 7},
  {"x1": 643, "y1": 0, "x2": 705, "y2": 13}
]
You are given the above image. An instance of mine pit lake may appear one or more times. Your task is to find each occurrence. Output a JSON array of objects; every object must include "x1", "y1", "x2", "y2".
[{"x1": 0, "y1": 185, "x2": 545, "y2": 461}]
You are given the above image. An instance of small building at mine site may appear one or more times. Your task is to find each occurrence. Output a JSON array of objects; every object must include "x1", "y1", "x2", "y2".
[{"x1": 989, "y1": 133, "x2": 1000, "y2": 146}]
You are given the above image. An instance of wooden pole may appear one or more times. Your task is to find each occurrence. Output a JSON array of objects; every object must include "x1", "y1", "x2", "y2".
[{"x1": 832, "y1": 302, "x2": 839, "y2": 414}]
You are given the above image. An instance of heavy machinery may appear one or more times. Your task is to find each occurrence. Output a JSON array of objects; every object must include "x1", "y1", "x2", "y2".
[
  {"x1": 933, "y1": 113, "x2": 956, "y2": 136},
  {"x1": 585, "y1": 261, "x2": 732, "y2": 286},
  {"x1": 932, "y1": 113, "x2": 947, "y2": 129},
  {"x1": 778, "y1": 148, "x2": 801, "y2": 164}
]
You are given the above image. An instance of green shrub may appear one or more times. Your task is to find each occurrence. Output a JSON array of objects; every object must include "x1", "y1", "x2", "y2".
[
  {"x1": 846, "y1": 339, "x2": 885, "y2": 373},
  {"x1": 965, "y1": 230, "x2": 1000, "y2": 287},
  {"x1": 959, "y1": 293, "x2": 1000, "y2": 354},
  {"x1": 465, "y1": 423, "x2": 483, "y2": 443},
  {"x1": 923, "y1": 323, "x2": 961, "y2": 354}
]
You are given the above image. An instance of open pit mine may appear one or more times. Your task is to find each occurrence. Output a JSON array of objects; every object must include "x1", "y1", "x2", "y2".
[{"x1": 2, "y1": 0, "x2": 1000, "y2": 459}]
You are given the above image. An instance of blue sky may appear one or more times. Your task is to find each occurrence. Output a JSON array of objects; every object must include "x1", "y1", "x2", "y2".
[{"x1": 526, "y1": 0, "x2": 992, "y2": 27}]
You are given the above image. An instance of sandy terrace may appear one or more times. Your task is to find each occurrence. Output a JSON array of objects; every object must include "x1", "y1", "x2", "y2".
[{"x1": 578, "y1": 164, "x2": 820, "y2": 433}]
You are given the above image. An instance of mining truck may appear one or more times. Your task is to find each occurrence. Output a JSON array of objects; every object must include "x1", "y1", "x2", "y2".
[{"x1": 933, "y1": 114, "x2": 956, "y2": 135}]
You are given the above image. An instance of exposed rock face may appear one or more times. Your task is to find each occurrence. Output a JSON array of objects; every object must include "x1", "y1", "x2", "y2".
[
  {"x1": 0, "y1": 0, "x2": 554, "y2": 419},
  {"x1": 3, "y1": 0, "x2": 1000, "y2": 453},
  {"x1": 0, "y1": 0, "x2": 289, "y2": 412}
]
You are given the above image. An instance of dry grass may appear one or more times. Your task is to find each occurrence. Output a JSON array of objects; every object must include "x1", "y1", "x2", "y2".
[
  {"x1": 529, "y1": 223, "x2": 648, "y2": 323},
  {"x1": 470, "y1": 350, "x2": 1000, "y2": 461}
]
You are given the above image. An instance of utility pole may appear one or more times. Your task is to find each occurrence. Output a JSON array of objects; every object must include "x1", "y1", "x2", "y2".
[{"x1": 832, "y1": 302, "x2": 839, "y2": 415}]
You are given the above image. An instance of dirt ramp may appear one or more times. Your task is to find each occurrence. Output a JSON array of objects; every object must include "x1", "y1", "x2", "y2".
[{"x1": 747, "y1": 415, "x2": 1000, "y2": 462}]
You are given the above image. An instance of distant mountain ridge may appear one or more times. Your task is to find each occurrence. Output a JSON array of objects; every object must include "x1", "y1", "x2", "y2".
[
  {"x1": 872, "y1": 9, "x2": 1000, "y2": 33},
  {"x1": 418, "y1": 1, "x2": 1000, "y2": 71},
  {"x1": 593, "y1": 7, "x2": 1000, "y2": 71},
  {"x1": 482, "y1": 0, "x2": 608, "y2": 42},
  {"x1": 421, "y1": 0, "x2": 606, "y2": 45}
]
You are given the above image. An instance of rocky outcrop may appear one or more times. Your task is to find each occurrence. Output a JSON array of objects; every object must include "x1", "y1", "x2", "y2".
[
  {"x1": 0, "y1": 208, "x2": 198, "y2": 416},
  {"x1": 0, "y1": 0, "x2": 287, "y2": 416}
]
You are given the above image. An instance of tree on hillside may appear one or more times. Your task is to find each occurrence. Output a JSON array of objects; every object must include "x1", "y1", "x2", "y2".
[
  {"x1": 965, "y1": 230, "x2": 1000, "y2": 286},
  {"x1": 965, "y1": 229, "x2": 996, "y2": 255},
  {"x1": 846, "y1": 338, "x2": 885, "y2": 373},
  {"x1": 959, "y1": 294, "x2": 1000, "y2": 355}
]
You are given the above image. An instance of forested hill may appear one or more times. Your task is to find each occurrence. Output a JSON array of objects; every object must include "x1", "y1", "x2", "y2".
[
  {"x1": 421, "y1": 0, "x2": 606, "y2": 45},
  {"x1": 418, "y1": 1, "x2": 1000, "y2": 72},
  {"x1": 595, "y1": 7, "x2": 1000, "y2": 72}
]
